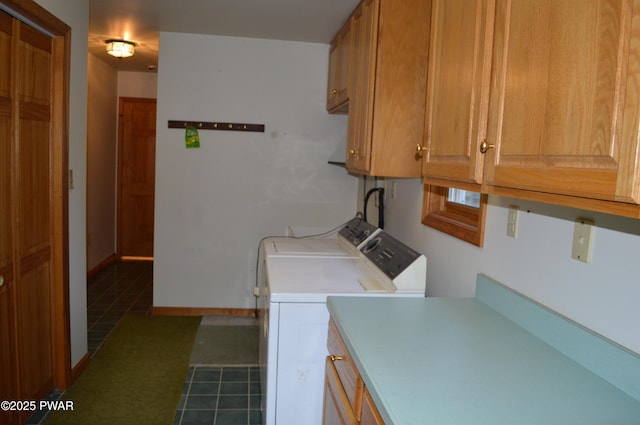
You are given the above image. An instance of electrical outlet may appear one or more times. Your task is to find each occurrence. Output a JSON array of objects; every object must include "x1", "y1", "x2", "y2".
[
  {"x1": 506, "y1": 205, "x2": 519, "y2": 238},
  {"x1": 571, "y1": 219, "x2": 594, "y2": 263}
]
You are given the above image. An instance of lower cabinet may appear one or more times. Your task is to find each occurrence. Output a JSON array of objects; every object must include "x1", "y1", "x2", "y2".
[
  {"x1": 361, "y1": 388, "x2": 385, "y2": 425},
  {"x1": 323, "y1": 319, "x2": 385, "y2": 425},
  {"x1": 323, "y1": 358, "x2": 359, "y2": 425}
]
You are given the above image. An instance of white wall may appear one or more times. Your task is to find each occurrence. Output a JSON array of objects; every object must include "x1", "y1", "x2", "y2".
[
  {"x1": 380, "y1": 177, "x2": 640, "y2": 355},
  {"x1": 34, "y1": 0, "x2": 88, "y2": 367},
  {"x1": 118, "y1": 71, "x2": 158, "y2": 99},
  {"x1": 154, "y1": 32, "x2": 357, "y2": 309},
  {"x1": 87, "y1": 53, "x2": 117, "y2": 270}
]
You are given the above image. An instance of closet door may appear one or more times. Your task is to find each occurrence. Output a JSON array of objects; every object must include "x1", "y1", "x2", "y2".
[
  {"x1": 0, "y1": 11, "x2": 19, "y2": 425},
  {"x1": 14, "y1": 19, "x2": 55, "y2": 400}
]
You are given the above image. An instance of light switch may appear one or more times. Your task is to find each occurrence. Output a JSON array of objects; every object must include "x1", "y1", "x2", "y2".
[{"x1": 571, "y1": 219, "x2": 594, "y2": 263}]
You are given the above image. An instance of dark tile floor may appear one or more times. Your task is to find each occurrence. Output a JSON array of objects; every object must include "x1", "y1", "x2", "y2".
[
  {"x1": 30, "y1": 260, "x2": 262, "y2": 425},
  {"x1": 174, "y1": 366, "x2": 262, "y2": 425},
  {"x1": 86, "y1": 260, "x2": 154, "y2": 354}
]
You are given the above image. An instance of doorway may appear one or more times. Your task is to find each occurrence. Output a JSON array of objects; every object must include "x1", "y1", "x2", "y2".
[{"x1": 117, "y1": 97, "x2": 157, "y2": 259}]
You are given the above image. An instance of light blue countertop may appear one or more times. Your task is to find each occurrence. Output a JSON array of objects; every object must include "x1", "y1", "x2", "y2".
[{"x1": 327, "y1": 281, "x2": 640, "y2": 425}]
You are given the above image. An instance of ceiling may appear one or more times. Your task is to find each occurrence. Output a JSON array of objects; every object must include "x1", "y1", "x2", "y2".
[{"x1": 89, "y1": 0, "x2": 360, "y2": 72}]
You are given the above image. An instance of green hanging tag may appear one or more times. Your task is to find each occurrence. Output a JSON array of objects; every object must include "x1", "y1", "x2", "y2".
[{"x1": 185, "y1": 126, "x2": 200, "y2": 149}]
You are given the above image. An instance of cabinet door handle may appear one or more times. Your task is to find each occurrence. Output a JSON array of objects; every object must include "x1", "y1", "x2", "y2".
[
  {"x1": 416, "y1": 144, "x2": 427, "y2": 157},
  {"x1": 0, "y1": 275, "x2": 3, "y2": 288},
  {"x1": 349, "y1": 149, "x2": 359, "y2": 156},
  {"x1": 479, "y1": 140, "x2": 495, "y2": 154},
  {"x1": 331, "y1": 89, "x2": 338, "y2": 95},
  {"x1": 330, "y1": 355, "x2": 344, "y2": 362}
]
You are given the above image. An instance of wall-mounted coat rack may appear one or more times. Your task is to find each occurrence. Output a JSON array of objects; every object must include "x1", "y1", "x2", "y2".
[{"x1": 168, "y1": 120, "x2": 265, "y2": 133}]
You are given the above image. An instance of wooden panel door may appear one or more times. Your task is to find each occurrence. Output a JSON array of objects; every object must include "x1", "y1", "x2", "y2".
[
  {"x1": 484, "y1": 0, "x2": 640, "y2": 203},
  {"x1": 118, "y1": 98, "x2": 156, "y2": 258},
  {"x1": 422, "y1": 0, "x2": 495, "y2": 188},
  {"x1": 14, "y1": 19, "x2": 55, "y2": 401},
  {"x1": 0, "y1": 11, "x2": 19, "y2": 425},
  {"x1": 0, "y1": 0, "x2": 72, "y2": 405}
]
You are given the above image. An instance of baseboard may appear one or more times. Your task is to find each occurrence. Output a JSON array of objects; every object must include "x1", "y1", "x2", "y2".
[
  {"x1": 151, "y1": 306, "x2": 256, "y2": 317},
  {"x1": 71, "y1": 352, "x2": 91, "y2": 384},
  {"x1": 86, "y1": 254, "x2": 117, "y2": 279}
]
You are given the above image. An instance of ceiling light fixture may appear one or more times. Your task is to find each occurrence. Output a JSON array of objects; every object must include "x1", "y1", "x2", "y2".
[{"x1": 105, "y1": 39, "x2": 135, "y2": 58}]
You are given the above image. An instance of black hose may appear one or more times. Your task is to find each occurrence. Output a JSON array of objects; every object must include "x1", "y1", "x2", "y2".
[{"x1": 363, "y1": 187, "x2": 385, "y2": 230}]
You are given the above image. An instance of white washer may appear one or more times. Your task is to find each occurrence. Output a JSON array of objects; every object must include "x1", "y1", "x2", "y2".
[{"x1": 258, "y1": 230, "x2": 426, "y2": 425}]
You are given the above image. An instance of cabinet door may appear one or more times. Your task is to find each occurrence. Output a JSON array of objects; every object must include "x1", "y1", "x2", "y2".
[
  {"x1": 484, "y1": 0, "x2": 640, "y2": 203},
  {"x1": 361, "y1": 388, "x2": 385, "y2": 425},
  {"x1": 347, "y1": 0, "x2": 431, "y2": 177},
  {"x1": 327, "y1": 23, "x2": 352, "y2": 113},
  {"x1": 346, "y1": 0, "x2": 379, "y2": 173},
  {"x1": 337, "y1": 23, "x2": 352, "y2": 107},
  {"x1": 327, "y1": 37, "x2": 340, "y2": 111},
  {"x1": 367, "y1": 0, "x2": 431, "y2": 177},
  {"x1": 422, "y1": 0, "x2": 495, "y2": 187},
  {"x1": 322, "y1": 358, "x2": 359, "y2": 425}
]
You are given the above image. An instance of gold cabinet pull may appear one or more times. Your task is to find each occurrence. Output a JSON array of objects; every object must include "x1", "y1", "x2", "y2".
[
  {"x1": 479, "y1": 140, "x2": 495, "y2": 154},
  {"x1": 349, "y1": 149, "x2": 359, "y2": 156},
  {"x1": 416, "y1": 144, "x2": 427, "y2": 156},
  {"x1": 330, "y1": 355, "x2": 344, "y2": 362},
  {"x1": 331, "y1": 89, "x2": 338, "y2": 95}
]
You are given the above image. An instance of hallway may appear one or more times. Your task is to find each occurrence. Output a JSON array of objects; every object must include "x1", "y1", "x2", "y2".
[{"x1": 87, "y1": 260, "x2": 153, "y2": 354}]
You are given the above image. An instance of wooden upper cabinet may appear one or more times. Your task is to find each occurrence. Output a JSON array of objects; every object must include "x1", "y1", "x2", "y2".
[
  {"x1": 421, "y1": 0, "x2": 495, "y2": 189},
  {"x1": 484, "y1": 0, "x2": 640, "y2": 205},
  {"x1": 327, "y1": 21, "x2": 352, "y2": 113},
  {"x1": 422, "y1": 0, "x2": 640, "y2": 217},
  {"x1": 346, "y1": 0, "x2": 431, "y2": 177}
]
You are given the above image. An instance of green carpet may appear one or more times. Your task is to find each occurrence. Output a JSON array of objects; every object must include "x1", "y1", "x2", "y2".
[{"x1": 46, "y1": 315, "x2": 201, "y2": 425}]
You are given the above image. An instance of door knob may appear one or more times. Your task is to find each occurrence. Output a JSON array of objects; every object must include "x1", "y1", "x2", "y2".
[{"x1": 479, "y1": 140, "x2": 495, "y2": 154}]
